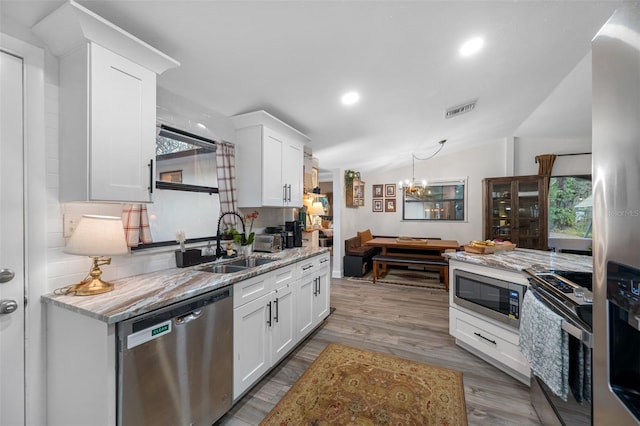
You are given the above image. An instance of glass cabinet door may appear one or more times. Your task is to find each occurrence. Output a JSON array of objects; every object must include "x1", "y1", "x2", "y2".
[
  {"x1": 516, "y1": 179, "x2": 541, "y2": 249},
  {"x1": 484, "y1": 175, "x2": 548, "y2": 250},
  {"x1": 488, "y1": 182, "x2": 513, "y2": 241}
]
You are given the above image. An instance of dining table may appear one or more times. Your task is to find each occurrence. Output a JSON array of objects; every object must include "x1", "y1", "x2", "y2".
[{"x1": 364, "y1": 237, "x2": 461, "y2": 283}]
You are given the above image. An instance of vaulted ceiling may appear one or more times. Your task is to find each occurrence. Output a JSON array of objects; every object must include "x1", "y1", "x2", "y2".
[{"x1": 1, "y1": 1, "x2": 625, "y2": 173}]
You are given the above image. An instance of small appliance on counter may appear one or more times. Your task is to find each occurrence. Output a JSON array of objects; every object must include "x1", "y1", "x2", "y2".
[
  {"x1": 285, "y1": 220, "x2": 303, "y2": 248},
  {"x1": 253, "y1": 234, "x2": 282, "y2": 253}
]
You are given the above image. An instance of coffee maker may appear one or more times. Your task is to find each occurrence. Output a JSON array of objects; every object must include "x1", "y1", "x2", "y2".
[{"x1": 284, "y1": 221, "x2": 303, "y2": 248}]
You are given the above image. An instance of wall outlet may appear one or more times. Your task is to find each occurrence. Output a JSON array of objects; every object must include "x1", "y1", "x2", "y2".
[{"x1": 63, "y1": 215, "x2": 82, "y2": 238}]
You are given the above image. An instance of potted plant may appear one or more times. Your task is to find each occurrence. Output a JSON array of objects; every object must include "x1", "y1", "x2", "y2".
[{"x1": 243, "y1": 211, "x2": 259, "y2": 246}]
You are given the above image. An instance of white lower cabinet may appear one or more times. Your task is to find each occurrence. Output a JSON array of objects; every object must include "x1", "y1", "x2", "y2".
[
  {"x1": 233, "y1": 256, "x2": 329, "y2": 401},
  {"x1": 449, "y1": 306, "x2": 530, "y2": 384},
  {"x1": 296, "y1": 253, "x2": 331, "y2": 340},
  {"x1": 233, "y1": 265, "x2": 296, "y2": 400}
]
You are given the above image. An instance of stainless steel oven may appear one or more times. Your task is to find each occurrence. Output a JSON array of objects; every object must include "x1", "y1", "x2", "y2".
[
  {"x1": 526, "y1": 267, "x2": 593, "y2": 426},
  {"x1": 453, "y1": 269, "x2": 526, "y2": 328}
]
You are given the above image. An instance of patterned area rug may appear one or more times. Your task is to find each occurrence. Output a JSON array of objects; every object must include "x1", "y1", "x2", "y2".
[
  {"x1": 348, "y1": 268, "x2": 446, "y2": 290},
  {"x1": 260, "y1": 343, "x2": 468, "y2": 426}
]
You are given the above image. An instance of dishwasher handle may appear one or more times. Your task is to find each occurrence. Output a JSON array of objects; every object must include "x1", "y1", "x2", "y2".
[{"x1": 174, "y1": 309, "x2": 203, "y2": 325}]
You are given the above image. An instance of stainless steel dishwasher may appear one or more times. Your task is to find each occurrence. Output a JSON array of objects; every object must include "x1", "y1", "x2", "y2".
[{"x1": 117, "y1": 286, "x2": 233, "y2": 426}]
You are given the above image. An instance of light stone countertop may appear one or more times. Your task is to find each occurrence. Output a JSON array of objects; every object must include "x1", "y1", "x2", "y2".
[
  {"x1": 41, "y1": 247, "x2": 329, "y2": 324},
  {"x1": 443, "y1": 248, "x2": 592, "y2": 273}
]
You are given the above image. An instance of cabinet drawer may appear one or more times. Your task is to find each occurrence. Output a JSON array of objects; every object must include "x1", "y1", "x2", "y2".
[
  {"x1": 233, "y1": 273, "x2": 274, "y2": 309},
  {"x1": 297, "y1": 258, "x2": 317, "y2": 277},
  {"x1": 273, "y1": 265, "x2": 296, "y2": 289},
  {"x1": 316, "y1": 253, "x2": 330, "y2": 269},
  {"x1": 450, "y1": 307, "x2": 529, "y2": 375}
]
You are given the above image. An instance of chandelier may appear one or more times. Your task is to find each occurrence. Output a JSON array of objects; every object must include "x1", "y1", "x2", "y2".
[{"x1": 398, "y1": 140, "x2": 447, "y2": 196}]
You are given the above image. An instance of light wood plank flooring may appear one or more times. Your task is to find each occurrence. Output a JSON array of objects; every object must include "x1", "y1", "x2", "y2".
[{"x1": 217, "y1": 277, "x2": 542, "y2": 425}]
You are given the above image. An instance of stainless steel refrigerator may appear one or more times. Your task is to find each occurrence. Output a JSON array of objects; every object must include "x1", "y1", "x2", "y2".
[{"x1": 592, "y1": 3, "x2": 640, "y2": 425}]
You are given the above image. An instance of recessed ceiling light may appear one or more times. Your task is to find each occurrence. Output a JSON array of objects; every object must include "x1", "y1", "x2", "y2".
[
  {"x1": 459, "y1": 37, "x2": 484, "y2": 57},
  {"x1": 341, "y1": 91, "x2": 360, "y2": 106}
]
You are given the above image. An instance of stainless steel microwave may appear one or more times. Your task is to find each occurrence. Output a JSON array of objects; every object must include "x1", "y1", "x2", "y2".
[{"x1": 453, "y1": 269, "x2": 526, "y2": 328}]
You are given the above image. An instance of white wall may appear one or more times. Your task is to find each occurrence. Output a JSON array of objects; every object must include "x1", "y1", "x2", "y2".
[{"x1": 338, "y1": 140, "x2": 508, "y2": 254}]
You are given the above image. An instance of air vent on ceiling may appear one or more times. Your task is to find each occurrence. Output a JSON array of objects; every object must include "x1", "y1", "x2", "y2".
[{"x1": 445, "y1": 99, "x2": 478, "y2": 119}]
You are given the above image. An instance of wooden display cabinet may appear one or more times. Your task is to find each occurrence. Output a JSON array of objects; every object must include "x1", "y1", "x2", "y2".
[
  {"x1": 346, "y1": 178, "x2": 365, "y2": 208},
  {"x1": 483, "y1": 175, "x2": 549, "y2": 250}
]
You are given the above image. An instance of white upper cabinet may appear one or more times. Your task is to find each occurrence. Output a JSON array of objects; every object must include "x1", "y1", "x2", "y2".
[
  {"x1": 32, "y1": 0, "x2": 179, "y2": 202},
  {"x1": 231, "y1": 111, "x2": 309, "y2": 208}
]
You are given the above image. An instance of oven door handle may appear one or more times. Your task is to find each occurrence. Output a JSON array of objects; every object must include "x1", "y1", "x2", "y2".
[
  {"x1": 561, "y1": 321, "x2": 593, "y2": 348},
  {"x1": 530, "y1": 289, "x2": 593, "y2": 348}
]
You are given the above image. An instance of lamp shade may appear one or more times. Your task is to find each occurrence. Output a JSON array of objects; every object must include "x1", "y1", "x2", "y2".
[
  {"x1": 310, "y1": 202, "x2": 325, "y2": 216},
  {"x1": 64, "y1": 215, "x2": 129, "y2": 256}
]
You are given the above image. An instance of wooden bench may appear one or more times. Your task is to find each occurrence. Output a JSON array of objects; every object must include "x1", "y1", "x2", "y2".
[{"x1": 372, "y1": 255, "x2": 449, "y2": 291}]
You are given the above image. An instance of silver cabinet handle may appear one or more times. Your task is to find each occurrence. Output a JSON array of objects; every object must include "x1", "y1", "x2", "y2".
[
  {"x1": 0, "y1": 300, "x2": 18, "y2": 315},
  {"x1": 0, "y1": 269, "x2": 15, "y2": 284}
]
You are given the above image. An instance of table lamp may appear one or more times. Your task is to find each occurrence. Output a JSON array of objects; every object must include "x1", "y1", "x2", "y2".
[
  {"x1": 310, "y1": 201, "x2": 325, "y2": 229},
  {"x1": 63, "y1": 215, "x2": 129, "y2": 295}
]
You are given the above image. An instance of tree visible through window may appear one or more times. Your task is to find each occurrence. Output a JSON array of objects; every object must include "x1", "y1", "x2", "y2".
[{"x1": 549, "y1": 175, "x2": 592, "y2": 240}]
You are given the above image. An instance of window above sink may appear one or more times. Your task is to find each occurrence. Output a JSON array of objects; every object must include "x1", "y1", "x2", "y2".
[{"x1": 155, "y1": 125, "x2": 219, "y2": 194}]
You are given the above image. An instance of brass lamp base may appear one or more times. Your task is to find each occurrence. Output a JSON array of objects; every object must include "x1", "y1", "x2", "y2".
[
  {"x1": 72, "y1": 277, "x2": 114, "y2": 296},
  {"x1": 72, "y1": 256, "x2": 114, "y2": 296}
]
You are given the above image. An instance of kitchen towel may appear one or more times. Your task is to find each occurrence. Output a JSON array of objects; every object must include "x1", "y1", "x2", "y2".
[
  {"x1": 519, "y1": 290, "x2": 569, "y2": 401},
  {"x1": 122, "y1": 204, "x2": 152, "y2": 247}
]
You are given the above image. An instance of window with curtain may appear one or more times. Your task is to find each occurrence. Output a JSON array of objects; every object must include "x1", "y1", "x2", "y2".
[
  {"x1": 548, "y1": 175, "x2": 592, "y2": 253},
  {"x1": 134, "y1": 125, "x2": 221, "y2": 248}
]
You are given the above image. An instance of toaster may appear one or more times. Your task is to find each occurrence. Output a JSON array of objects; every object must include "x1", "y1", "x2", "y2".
[{"x1": 253, "y1": 234, "x2": 282, "y2": 252}]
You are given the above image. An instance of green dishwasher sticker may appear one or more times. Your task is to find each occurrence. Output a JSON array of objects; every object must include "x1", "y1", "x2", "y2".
[{"x1": 127, "y1": 320, "x2": 172, "y2": 349}]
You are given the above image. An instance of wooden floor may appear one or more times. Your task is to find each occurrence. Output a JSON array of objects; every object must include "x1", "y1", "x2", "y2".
[{"x1": 217, "y1": 277, "x2": 542, "y2": 425}]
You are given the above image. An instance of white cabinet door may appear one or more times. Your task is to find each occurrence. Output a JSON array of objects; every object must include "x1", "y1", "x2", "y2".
[
  {"x1": 296, "y1": 272, "x2": 315, "y2": 339},
  {"x1": 282, "y1": 139, "x2": 304, "y2": 206},
  {"x1": 271, "y1": 283, "x2": 295, "y2": 364},
  {"x1": 262, "y1": 127, "x2": 285, "y2": 206},
  {"x1": 313, "y1": 255, "x2": 331, "y2": 323},
  {"x1": 233, "y1": 292, "x2": 271, "y2": 400},
  {"x1": 232, "y1": 111, "x2": 308, "y2": 208},
  {"x1": 90, "y1": 43, "x2": 156, "y2": 202}
]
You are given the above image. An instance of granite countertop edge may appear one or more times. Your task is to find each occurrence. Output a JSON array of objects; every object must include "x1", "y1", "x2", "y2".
[
  {"x1": 443, "y1": 247, "x2": 592, "y2": 273},
  {"x1": 41, "y1": 247, "x2": 329, "y2": 324}
]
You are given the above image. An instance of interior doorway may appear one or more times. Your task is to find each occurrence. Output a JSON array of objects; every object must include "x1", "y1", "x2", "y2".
[{"x1": 0, "y1": 47, "x2": 26, "y2": 426}]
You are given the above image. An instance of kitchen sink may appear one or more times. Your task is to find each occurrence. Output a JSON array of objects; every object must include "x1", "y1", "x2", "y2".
[
  {"x1": 226, "y1": 257, "x2": 277, "y2": 268},
  {"x1": 197, "y1": 257, "x2": 276, "y2": 274},
  {"x1": 198, "y1": 264, "x2": 248, "y2": 274}
]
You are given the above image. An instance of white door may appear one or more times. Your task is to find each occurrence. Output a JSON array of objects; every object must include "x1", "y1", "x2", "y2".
[
  {"x1": 90, "y1": 43, "x2": 156, "y2": 202},
  {"x1": 261, "y1": 127, "x2": 284, "y2": 206},
  {"x1": 282, "y1": 140, "x2": 303, "y2": 206},
  {"x1": 0, "y1": 49, "x2": 26, "y2": 426},
  {"x1": 296, "y1": 272, "x2": 315, "y2": 339},
  {"x1": 271, "y1": 284, "x2": 295, "y2": 363},
  {"x1": 233, "y1": 293, "x2": 271, "y2": 400}
]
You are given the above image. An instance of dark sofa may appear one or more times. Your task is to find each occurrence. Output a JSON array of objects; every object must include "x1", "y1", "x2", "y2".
[{"x1": 343, "y1": 233, "x2": 378, "y2": 277}]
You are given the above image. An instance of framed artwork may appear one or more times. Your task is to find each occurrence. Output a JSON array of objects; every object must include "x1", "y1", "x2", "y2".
[
  {"x1": 385, "y1": 184, "x2": 396, "y2": 198},
  {"x1": 385, "y1": 199, "x2": 396, "y2": 212},
  {"x1": 312, "y1": 167, "x2": 319, "y2": 188},
  {"x1": 373, "y1": 199, "x2": 383, "y2": 212},
  {"x1": 373, "y1": 184, "x2": 384, "y2": 198}
]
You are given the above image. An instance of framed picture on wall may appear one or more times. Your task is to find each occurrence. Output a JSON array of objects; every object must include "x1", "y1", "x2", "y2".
[
  {"x1": 373, "y1": 199, "x2": 383, "y2": 212},
  {"x1": 385, "y1": 199, "x2": 396, "y2": 212},
  {"x1": 385, "y1": 184, "x2": 396, "y2": 198},
  {"x1": 373, "y1": 184, "x2": 384, "y2": 198}
]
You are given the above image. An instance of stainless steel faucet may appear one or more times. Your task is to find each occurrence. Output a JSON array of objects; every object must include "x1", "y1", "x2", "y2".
[{"x1": 216, "y1": 211, "x2": 246, "y2": 258}]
